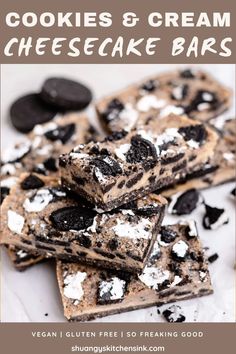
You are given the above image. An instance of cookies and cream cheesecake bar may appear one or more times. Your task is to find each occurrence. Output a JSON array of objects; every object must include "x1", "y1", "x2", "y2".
[
  {"x1": 0, "y1": 173, "x2": 166, "y2": 273},
  {"x1": 96, "y1": 68, "x2": 231, "y2": 133},
  {"x1": 59, "y1": 114, "x2": 218, "y2": 211},
  {"x1": 161, "y1": 118, "x2": 236, "y2": 197},
  {"x1": 1, "y1": 113, "x2": 98, "y2": 203},
  {"x1": 1, "y1": 113, "x2": 99, "y2": 269},
  {"x1": 56, "y1": 222, "x2": 213, "y2": 321}
]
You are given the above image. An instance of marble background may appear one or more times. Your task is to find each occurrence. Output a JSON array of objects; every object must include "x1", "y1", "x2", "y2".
[{"x1": 1, "y1": 64, "x2": 235, "y2": 322}]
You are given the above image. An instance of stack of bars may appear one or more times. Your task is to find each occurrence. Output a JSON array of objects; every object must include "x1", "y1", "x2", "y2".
[{"x1": 1, "y1": 68, "x2": 235, "y2": 321}]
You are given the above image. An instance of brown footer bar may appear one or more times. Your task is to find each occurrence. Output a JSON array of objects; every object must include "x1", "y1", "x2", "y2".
[{"x1": 0, "y1": 323, "x2": 235, "y2": 354}]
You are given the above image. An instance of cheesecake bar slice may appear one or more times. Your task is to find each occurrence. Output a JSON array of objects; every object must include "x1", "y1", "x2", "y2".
[
  {"x1": 1, "y1": 113, "x2": 99, "y2": 269},
  {"x1": 56, "y1": 222, "x2": 213, "y2": 321},
  {"x1": 6, "y1": 245, "x2": 45, "y2": 271},
  {"x1": 1, "y1": 112, "x2": 98, "y2": 191},
  {"x1": 0, "y1": 173, "x2": 166, "y2": 273},
  {"x1": 161, "y1": 119, "x2": 236, "y2": 197},
  {"x1": 60, "y1": 114, "x2": 218, "y2": 211},
  {"x1": 96, "y1": 68, "x2": 231, "y2": 133}
]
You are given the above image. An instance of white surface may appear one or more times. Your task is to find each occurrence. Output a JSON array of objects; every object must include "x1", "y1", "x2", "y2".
[{"x1": 1, "y1": 64, "x2": 235, "y2": 323}]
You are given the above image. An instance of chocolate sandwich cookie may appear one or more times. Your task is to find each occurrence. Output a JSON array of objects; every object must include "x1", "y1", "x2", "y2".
[
  {"x1": 41, "y1": 77, "x2": 92, "y2": 110},
  {"x1": 56, "y1": 222, "x2": 213, "y2": 321},
  {"x1": 0, "y1": 173, "x2": 167, "y2": 273},
  {"x1": 96, "y1": 68, "x2": 231, "y2": 133},
  {"x1": 10, "y1": 93, "x2": 58, "y2": 133},
  {"x1": 59, "y1": 114, "x2": 217, "y2": 211}
]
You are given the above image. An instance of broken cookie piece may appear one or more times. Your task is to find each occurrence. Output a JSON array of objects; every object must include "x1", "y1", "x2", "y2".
[
  {"x1": 203, "y1": 204, "x2": 229, "y2": 230},
  {"x1": 97, "y1": 277, "x2": 127, "y2": 305},
  {"x1": 56, "y1": 222, "x2": 213, "y2": 321},
  {"x1": 230, "y1": 188, "x2": 236, "y2": 199},
  {"x1": 162, "y1": 305, "x2": 186, "y2": 323},
  {"x1": 60, "y1": 114, "x2": 217, "y2": 211},
  {"x1": 0, "y1": 173, "x2": 166, "y2": 273},
  {"x1": 96, "y1": 68, "x2": 231, "y2": 133},
  {"x1": 168, "y1": 189, "x2": 201, "y2": 215}
]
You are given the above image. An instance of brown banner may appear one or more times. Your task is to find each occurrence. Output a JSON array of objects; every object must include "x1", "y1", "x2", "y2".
[
  {"x1": 0, "y1": 0, "x2": 236, "y2": 63},
  {"x1": 0, "y1": 323, "x2": 235, "y2": 354}
]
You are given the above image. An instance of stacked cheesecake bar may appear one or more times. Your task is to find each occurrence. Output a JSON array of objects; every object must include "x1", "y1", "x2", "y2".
[{"x1": 1, "y1": 68, "x2": 235, "y2": 321}]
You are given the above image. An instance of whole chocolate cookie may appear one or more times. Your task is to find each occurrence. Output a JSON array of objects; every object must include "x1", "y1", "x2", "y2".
[
  {"x1": 10, "y1": 93, "x2": 58, "y2": 133},
  {"x1": 41, "y1": 77, "x2": 92, "y2": 110}
]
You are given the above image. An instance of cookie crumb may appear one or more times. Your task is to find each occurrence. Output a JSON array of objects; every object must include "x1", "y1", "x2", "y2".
[{"x1": 208, "y1": 253, "x2": 219, "y2": 263}]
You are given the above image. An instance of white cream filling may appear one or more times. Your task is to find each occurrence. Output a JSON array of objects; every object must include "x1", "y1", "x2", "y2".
[
  {"x1": 139, "y1": 267, "x2": 170, "y2": 290},
  {"x1": 99, "y1": 277, "x2": 126, "y2": 300},
  {"x1": 136, "y1": 95, "x2": 166, "y2": 112},
  {"x1": 114, "y1": 144, "x2": 131, "y2": 161},
  {"x1": 112, "y1": 217, "x2": 152, "y2": 239},
  {"x1": 23, "y1": 189, "x2": 53, "y2": 212},
  {"x1": 16, "y1": 249, "x2": 28, "y2": 258},
  {"x1": 94, "y1": 167, "x2": 108, "y2": 183},
  {"x1": 1, "y1": 163, "x2": 17, "y2": 176},
  {"x1": 7, "y1": 210, "x2": 25, "y2": 234},
  {"x1": 159, "y1": 105, "x2": 184, "y2": 117},
  {"x1": 199, "y1": 271, "x2": 207, "y2": 282},
  {"x1": 86, "y1": 216, "x2": 98, "y2": 233},
  {"x1": 172, "y1": 240, "x2": 189, "y2": 258},
  {"x1": 121, "y1": 209, "x2": 135, "y2": 216},
  {"x1": 1, "y1": 177, "x2": 18, "y2": 188},
  {"x1": 170, "y1": 275, "x2": 183, "y2": 287},
  {"x1": 63, "y1": 272, "x2": 87, "y2": 301},
  {"x1": 118, "y1": 103, "x2": 139, "y2": 130},
  {"x1": 172, "y1": 86, "x2": 184, "y2": 100},
  {"x1": 187, "y1": 139, "x2": 200, "y2": 149},
  {"x1": 223, "y1": 152, "x2": 235, "y2": 161},
  {"x1": 2, "y1": 141, "x2": 31, "y2": 164},
  {"x1": 33, "y1": 122, "x2": 57, "y2": 135},
  {"x1": 202, "y1": 92, "x2": 214, "y2": 101},
  {"x1": 70, "y1": 152, "x2": 90, "y2": 160}
]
